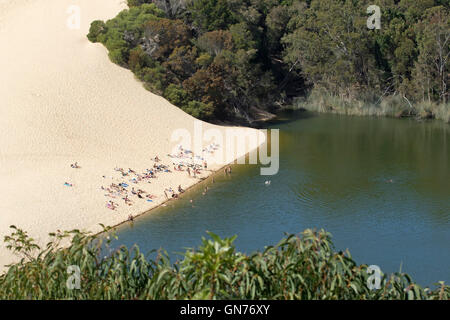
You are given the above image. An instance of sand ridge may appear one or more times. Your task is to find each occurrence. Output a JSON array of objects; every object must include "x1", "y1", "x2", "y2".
[{"x1": 0, "y1": 0, "x2": 264, "y2": 269}]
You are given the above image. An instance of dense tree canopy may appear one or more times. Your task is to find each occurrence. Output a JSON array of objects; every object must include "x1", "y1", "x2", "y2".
[
  {"x1": 283, "y1": 0, "x2": 449, "y2": 107},
  {"x1": 88, "y1": 0, "x2": 449, "y2": 123}
]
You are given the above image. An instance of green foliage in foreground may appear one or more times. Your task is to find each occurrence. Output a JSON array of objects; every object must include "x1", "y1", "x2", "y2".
[{"x1": 1, "y1": 226, "x2": 448, "y2": 300}]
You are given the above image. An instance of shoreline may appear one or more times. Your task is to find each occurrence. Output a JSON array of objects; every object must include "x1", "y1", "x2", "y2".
[
  {"x1": 95, "y1": 148, "x2": 262, "y2": 237},
  {"x1": 0, "y1": 0, "x2": 265, "y2": 270},
  {"x1": 292, "y1": 93, "x2": 450, "y2": 124}
]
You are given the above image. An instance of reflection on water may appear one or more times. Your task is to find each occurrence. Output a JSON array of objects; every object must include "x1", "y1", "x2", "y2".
[{"x1": 114, "y1": 112, "x2": 450, "y2": 286}]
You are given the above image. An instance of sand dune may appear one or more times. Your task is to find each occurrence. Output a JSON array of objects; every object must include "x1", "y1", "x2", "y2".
[{"x1": 0, "y1": 0, "x2": 264, "y2": 269}]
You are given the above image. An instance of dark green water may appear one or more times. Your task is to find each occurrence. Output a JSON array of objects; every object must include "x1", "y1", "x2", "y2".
[{"x1": 115, "y1": 112, "x2": 450, "y2": 286}]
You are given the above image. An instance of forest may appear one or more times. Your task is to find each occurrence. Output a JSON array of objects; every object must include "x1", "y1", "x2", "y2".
[{"x1": 88, "y1": 0, "x2": 449, "y2": 124}]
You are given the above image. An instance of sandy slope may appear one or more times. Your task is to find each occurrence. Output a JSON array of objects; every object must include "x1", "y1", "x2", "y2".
[{"x1": 0, "y1": 0, "x2": 264, "y2": 269}]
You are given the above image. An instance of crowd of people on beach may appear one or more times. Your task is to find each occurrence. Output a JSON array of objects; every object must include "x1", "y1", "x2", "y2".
[
  {"x1": 67, "y1": 143, "x2": 225, "y2": 212},
  {"x1": 101, "y1": 160, "x2": 177, "y2": 210},
  {"x1": 101, "y1": 143, "x2": 220, "y2": 211}
]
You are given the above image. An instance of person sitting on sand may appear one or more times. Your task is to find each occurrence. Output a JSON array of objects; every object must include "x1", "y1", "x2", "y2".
[
  {"x1": 178, "y1": 185, "x2": 184, "y2": 193},
  {"x1": 107, "y1": 201, "x2": 118, "y2": 210},
  {"x1": 123, "y1": 195, "x2": 132, "y2": 206},
  {"x1": 70, "y1": 162, "x2": 80, "y2": 169},
  {"x1": 154, "y1": 156, "x2": 160, "y2": 162}
]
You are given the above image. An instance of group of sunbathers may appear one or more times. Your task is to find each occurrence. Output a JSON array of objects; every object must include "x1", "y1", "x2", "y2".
[
  {"x1": 101, "y1": 143, "x2": 221, "y2": 211},
  {"x1": 104, "y1": 158, "x2": 174, "y2": 210}
]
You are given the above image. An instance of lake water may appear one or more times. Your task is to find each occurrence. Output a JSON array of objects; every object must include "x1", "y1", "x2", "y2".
[{"x1": 114, "y1": 112, "x2": 450, "y2": 286}]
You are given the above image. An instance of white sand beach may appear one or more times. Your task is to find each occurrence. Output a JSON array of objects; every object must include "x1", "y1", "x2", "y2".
[{"x1": 0, "y1": 0, "x2": 264, "y2": 269}]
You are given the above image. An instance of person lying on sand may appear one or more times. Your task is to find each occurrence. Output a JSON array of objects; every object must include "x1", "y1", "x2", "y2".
[{"x1": 174, "y1": 164, "x2": 184, "y2": 171}]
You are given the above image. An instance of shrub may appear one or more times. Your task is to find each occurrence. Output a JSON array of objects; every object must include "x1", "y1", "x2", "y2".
[
  {"x1": 183, "y1": 100, "x2": 214, "y2": 120},
  {"x1": 87, "y1": 20, "x2": 107, "y2": 43},
  {"x1": 164, "y1": 84, "x2": 188, "y2": 107},
  {"x1": 0, "y1": 226, "x2": 448, "y2": 300}
]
